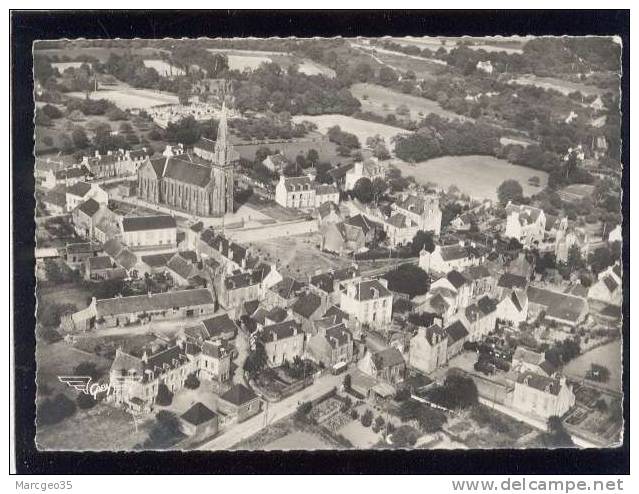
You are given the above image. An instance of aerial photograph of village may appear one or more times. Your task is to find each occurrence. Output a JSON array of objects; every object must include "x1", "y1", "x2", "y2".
[{"x1": 32, "y1": 35, "x2": 623, "y2": 451}]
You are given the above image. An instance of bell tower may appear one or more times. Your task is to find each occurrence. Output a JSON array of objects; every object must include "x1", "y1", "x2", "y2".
[{"x1": 210, "y1": 100, "x2": 235, "y2": 215}]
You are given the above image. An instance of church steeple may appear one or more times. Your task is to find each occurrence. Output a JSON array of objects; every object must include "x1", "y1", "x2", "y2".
[{"x1": 214, "y1": 100, "x2": 230, "y2": 167}]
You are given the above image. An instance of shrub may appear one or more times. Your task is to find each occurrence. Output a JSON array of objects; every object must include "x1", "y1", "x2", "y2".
[
  {"x1": 76, "y1": 392, "x2": 97, "y2": 410},
  {"x1": 37, "y1": 394, "x2": 77, "y2": 426},
  {"x1": 73, "y1": 361, "x2": 102, "y2": 380},
  {"x1": 155, "y1": 383, "x2": 173, "y2": 406},
  {"x1": 360, "y1": 409, "x2": 373, "y2": 427},
  {"x1": 184, "y1": 373, "x2": 200, "y2": 390}
]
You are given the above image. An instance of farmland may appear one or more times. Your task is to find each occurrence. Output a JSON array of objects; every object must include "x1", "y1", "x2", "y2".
[
  {"x1": 67, "y1": 87, "x2": 179, "y2": 110},
  {"x1": 392, "y1": 155, "x2": 548, "y2": 201},
  {"x1": 291, "y1": 113, "x2": 408, "y2": 151},
  {"x1": 508, "y1": 74, "x2": 605, "y2": 97},
  {"x1": 206, "y1": 48, "x2": 335, "y2": 77},
  {"x1": 350, "y1": 83, "x2": 471, "y2": 123},
  {"x1": 142, "y1": 59, "x2": 185, "y2": 77},
  {"x1": 34, "y1": 45, "x2": 166, "y2": 62}
]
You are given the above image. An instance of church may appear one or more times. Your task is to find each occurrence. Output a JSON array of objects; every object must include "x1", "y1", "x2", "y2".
[{"x1": 137, "y1": 103, "x2": 236, "y2": 217}]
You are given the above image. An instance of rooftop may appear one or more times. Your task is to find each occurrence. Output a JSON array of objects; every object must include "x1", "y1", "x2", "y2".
[{"x1": 122, "y1": 215, "x2": 177, "y2": 232}]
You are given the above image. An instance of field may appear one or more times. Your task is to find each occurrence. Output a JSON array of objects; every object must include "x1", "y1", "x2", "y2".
[
  {"x1": 206, "y1": 48, "x2": 335, "y2": 77},
  {"x1": 509, "y1": 74, "x2": 604, "y2": 97},
  {"x1": 564, "y1": 340, "x2": 622, "y2": 393},
  {"x1": 351, "y1": 83, "x2": 471, "y2": 123},
  {"x1": 392, "y1": 155, "x2": 549, "y2": 201},
  {"x1": 52, "y1": 61, "x2": 88, "y2": 72},
  {"x1": 67, "y1": 87, "x2": 179, "y2": 110},
  {"x1": 142, "y1": 59, "x2": 185, "y2": 77},
  {"x1": 34, "y1": 46, "x2": 166, "y2": 62},
  {"x1": 291, "y1": 113, "x2": 408, "y2": 151}
]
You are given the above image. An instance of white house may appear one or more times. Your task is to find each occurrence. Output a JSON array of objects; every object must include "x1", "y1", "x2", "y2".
[
  {"x1": 344, "y1": 157, "x2": 386, "y2": 191},
  {"x1": 476, "y1": 60, "x2": 494, "y2": 74},
  {"x1": 392, "y1": 193, "x2": 442, "y2": 235},
  {"x1": 587, "y1": 264, "x2": 622, "y2": 307},
  {"x1": 120, "y1": 215, "x2": 177, "y2": 251},
  {"x1": 495, "y1": 289, "x2": 529, "y2": 326},
  {"x1": 418, "y1": 243, "x2": 482, "y2": 274},
  {"x1": 65, "y1": 181, "x2": 109, "y2": 212},
  {"x1": 408, "y1": 324, "x2": 448, "y2": 374},
  {"x1": 314, "y1": 184, "x2": 340, "y2": 207},
  {"x1": 608, "y1": 224, "x2": 622, "y2": 243},
  {"x1": 511, "y1": 372, "x2": 575, "y2": 420},
  {"x1": 275, "y1": 175, "x2": 315, "y2": 209},
  {"x1": 339, "y1": 278, "x2": 393, "y2": 330},
  {"x1": 505, "y1": 203, "x2": 547, "y2": 247}
]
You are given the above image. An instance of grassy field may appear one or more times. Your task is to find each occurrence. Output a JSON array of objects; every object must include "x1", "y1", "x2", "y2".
[
  {"x1": 67, "y1": 87, "x2": 179, "y2": 110},
  {"x1": 292, "y1": 113, "x2": 408, "y2": 151},
  {"x1": 142, "y1": 59, "x2": 186, "y2": 77},
  {"x1": 392, "y1": 155, "x2": 548, "y2": 201},
  {"x1": 206, "y1": 48, "x2": 335, "y2": 77},
  {"x1": 351, "y1": 83, "x2": 471, "y2": 123},
  {"x1": 509, "y1": 74, "x2": 605, "y2": 97},
  {"x1": 247, "y1": 233, "x2": 352, "y2": 279},
  {"x1": 35, "y1": 46, "x2": 165, "y2": 62}
]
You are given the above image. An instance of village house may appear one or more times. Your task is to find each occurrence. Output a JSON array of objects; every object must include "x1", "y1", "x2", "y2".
[
  {"x1": 320, "y1": 214, "x2": 381, "y2": 255},
  {"x1": 217, "y1": 383, "x2": 261, "y2": 423},
  {"x1": 42, "y1": 165, "x2": 90, "y2": 190},
  {"x1": 260, "y1": 320, "x2": 305, "y2": 367},
  {"x1": 41, "y1": 186, "x2": 67, "y2": 215},
  {"x1": 413, "y1": 291, "x2": 456, "y2": 326},
  {"x1": 275, "y1": 175, "x2": 315, "y2": 209},
  {"x1": 108, "y1": 343, "x2": 197, "y2": 413},
  {"x1": 71, "y1": 198, "x2": 119, "y2": 241},
  {"x1": 430, "y1": 270, "x2": 473, "y2": 311},
  {"x1": 166, "y1": 253, "x2": 201, "y2": 286},
  {"x1": 511, "y1": 372, "x2": 575, "y2": 420},
  {"x1": 317, "y1": 201, "x2": 342, "y2": 226},
  {"x1": 458, "y1": 296, "x2": 498, "y2": 341},
  {"x1": 315, "y1": 184, "x2": 340, "y2": 208},
  {"x1": 180, "y1": 402, "x2": 219, "y2": 438},
  {"x1": 504, "y1": 203, "x2": 547, "y2": 247},
  {"x1": 306, "y1": 321, "x2": 354, "y2": 368},
  {"x1": 408, "y1": 324, "x2": 448, "y2": 374},
  {"x1": 262, "y1": 153, "x2": 290, "y2": 173},
  {"x1": 497, "y1": 272, "x2": 529, "y2": 299},
  {"x1": 198, "y1": 228, "x2": 257, "y2": 273},
  {"x1": 66, "y1": 288, "x2": 216, "y2": 331},
  {"x1": 450, "y1": 211, "x2": 477, "y2": 232},
  {"x1": 85, "y1": 255, "x2": 127, "y2": 281},
  {"x1": 344, "y1": 157, "x2": 386, "y2": 190},
  {"x1": 392, "y1": 193, "x2": 442, "y2": 235},
  {"x1": 526, "y1": 286, "x2": 589, "y2": 328},
  {"x1": 358, "y1": 347, "x2": 405, "y2": 385},
  {"x1": 82, "y1": 148, "x2": 151, "y2": 178},
  {"x1": 418, "y1": 242, "x2": 483, "y2": 274},
  {"x1": 339, "y1": 278, "x2": 393, "y2": 330},
  {"x1": 120, "y1": 215, "x2": 177, "y2": 251},
  {"x1": 555, "y1": 226, "x2": 591, "y2": 263},
  {"x1": 588, "y1": 264, "x2": 622, "y2": 307},
  {"x1": 265, "y1": 276, "x2": 306, "y2": 309},
  {"x1": 65, "y1": 181, "x2": 108, "y2": 212},
  {"x1": 291, "y1": 291, "x2": 326, "y2": 333},
  {"x1": 382, "y1": 212, "x2": 420, "y2": 247},
  {"x1": 64, "y1": 242, "x2": 102, "y2": 268},
  {"x1": 511, "y1": 347, "x2": 557, "y2": 377},
  {"x1": 198, "y1": 340, "x2": 232, "y2": 384},
  {"x1": 102, "y1": 238, "x2": 138, "y2": 273},
  {"x1": 444, "y1": 319, "x2": 470, "y2": 360},
  {"x1": 217, "y1": 266, "x2": 270, "y2": 318},
  {"x1": 309, "y1": 266, "x2": 360, "y2": 306},
  {"x1": 462, "y1": 265, "x2": 497, "y2": 300},
  {"x1": 507, "y1": 252, "x2": 536, "y2": 279},
  {"x1": 496, "y1": 289, "x2": 529, "y2": 326}
]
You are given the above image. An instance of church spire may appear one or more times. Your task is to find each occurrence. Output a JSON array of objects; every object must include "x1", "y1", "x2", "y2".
[{"x1": 214, "y1": 100, "x2": 230, "y2": 166}]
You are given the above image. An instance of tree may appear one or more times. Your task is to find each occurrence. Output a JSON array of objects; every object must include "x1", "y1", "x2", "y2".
[
  {"x1": 398, "y1": 399, "x2": 447, "y2": 432},
  {"x1": 71, "y1": 127, "x2": 89, "y2": 149},
  {"x1": 244, "y1": 339, "x2": 268, "y2": 376},
  {"x1": 360, "y1": 409, "x2": 373, "y2": 427},
  {"x1": 73, "y1": 361, "x2": 102, "y2": 381},
  {"x1": 411, "y1": 230, "x2": 435, "y2": 255},
  {"x1": 497, "y1": 179, "x2": 524, "y2": 206},
  {"x1": 371, "y1": 177, "x2": 387, "y2": 204},
  {"x1": 37, "y1": 394, "x2": 77, "y2": 426},
  {"x1": 588, "y1": 246, "x2": 615, "y2": 274},
  {"x1": 566, "y1": 244, "x2": 585, "y2": 274},
  {"x1": 164, "y1": 116, "x2": 201, "y2": 145},
  {"x1": 76, "y1": 392, "x2": 97, "y2": 410},
  {"x1": 427, "y1": 373, "x2": 479, "y2": 410},
  {"x1": 143, "y1": 410, "x2": 183, "y2": 449},
  {"x1": 184, "y1": 373, "x2": 200, "y2": 390},
  {"x1": 306, "y1": 149, "x2": 319, "y2": 167},
  {"x1": 543, "y1": 416, "x2": 574, "y2": 448},
  {"x1": 391, "y1": 425, "x2": 419, "y2": 447},
  {"x1": 155, "y1": 383, "x2": 173, "y2": 406},
  {"x1": 353, "y1": 177, "x2": 373, "y2": 203},
  {"x1": 42, "y1": 104, "x2": 63, "y2": 119},
  {"x1": 178, "y1": 84, "x2": 191, "y2": 106},
  {"x1": 383, "y1": 264, "x2": 430, "y2": 298}
]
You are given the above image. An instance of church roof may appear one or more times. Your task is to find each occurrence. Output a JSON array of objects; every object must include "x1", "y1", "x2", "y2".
[{"x1": 164, "y1": 156, "x2": 213, "y2": 188}]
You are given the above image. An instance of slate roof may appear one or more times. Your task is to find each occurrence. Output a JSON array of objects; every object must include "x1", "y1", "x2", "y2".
[
  {"x1": 439, "y1": 244, "x2": 471, "y2": 262},
  {"x1": 77, "y1": 198, "x2": 101, "y2": 217},
  {"x1": 270, "y1": 276, "x2": 305, "y2": 300},
  {"x1": 498, "y1": 273, "x2": 528, "y2": 290},
  {"x1": 281, "y1": 176, "x2": 313, "y2": 192},
  {"x1": 527, "y1": 286, "x2": 587, "y2": 322},
  {"x1": 420, "y1": 324, "x2": 447, "y2": 347},
  {"x1": 445, "y1": 320, "x2": 469, "y2": 343},
  {"x1": 310, "y1": 266, "x2": 358, "y2": 294},
  {"x1": 122, "y1": 215, "x2": 176, "y2": 232},
  {"x1": 446, "y1": 270, "x2": 468, "y2": 290},
  {"x1": 344, "y1": 214, "x2": 381, "y2": 236},
  {"x1": 181, "y1": 402, "x2": 217, "y2": 426},
  {"x1": 316, "y1": 184, "x2": 339, "y2": 196},
  {"x1": 516, "y1": 371, "x2": 561, "y2": 395},
  {"x1": 602, "y1": 275, "x2": 619, "y2": 292},
  {"x1": 292, "y1": 292, "x2": 323, "y2": 319},
  {"x1": 506, "y1": 204, "x2": 543, "y2": 225},
  {"x1": 116, "y1": 249, "x2": 138, "y2": 270},
  {"x1": 167, "y1": 255, "x2": 196, "y2": 280},
  {"x1": 95, "y1": 288, "x2": 214, "y2": 316},
  {"x1": 164, "y1": 156, "x2": 213, "y2": 188},
  {"x1": 324, "y1": 305, "x2": 350, "y2": 323},
  {"x1": 350, "y1": 279, "x2": 391, "y2": 301},
  {"x1": 201, "y1": 340, "x2": 230, "y2": 359},
  {"x1": 324, "y1": 323, "x2": 352, "y2": 349},
  {"x1": 464, "y1": 265, "x2": 492, "y2": 281},
  {"x1": 88, "y1": 256, "x2": 114, "y2": 271},
  {"x1": 54, "y1": 166, "x2": 89, "y2": 181},
  {"x1": 318, "y1": 201, "x2": 341, "y2": 219},
  {"x1": 67, "y1": 181, "x2": 92, "y2": 197},
  {"x1": 394, "y1": 194, "x2": 439, "y2": 215},
  {"x1": 261, "y1": 320, "x2": 301, "y2": 343},
  {"x1": 202, "y1": 314, "x2": 238, "y2": 339},
  {"x1": 220, "y1": 384, "x2": 258, "y2": 406},
  {"x1": 141, "y1": 253, "x2": 174, "y2": 268}
]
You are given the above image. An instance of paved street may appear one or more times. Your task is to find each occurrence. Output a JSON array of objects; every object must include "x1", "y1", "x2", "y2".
[{"x1": 196, "y1": 370, "x2": 349, "y2": 450}]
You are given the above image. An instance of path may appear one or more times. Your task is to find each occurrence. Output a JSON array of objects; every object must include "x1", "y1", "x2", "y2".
[{"x1": 196, "y1": 370, "x2": 349, "y2": 450}]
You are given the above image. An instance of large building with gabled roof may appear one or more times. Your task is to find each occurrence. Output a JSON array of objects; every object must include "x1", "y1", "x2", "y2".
[{"x1": 137, "y1": 103, "x2": 236, "y2": 217}]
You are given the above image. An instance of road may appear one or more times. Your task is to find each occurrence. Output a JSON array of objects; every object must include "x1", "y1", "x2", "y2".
[{"x1": 196, "y1": 370, "x2": 349, "y2": 450}]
